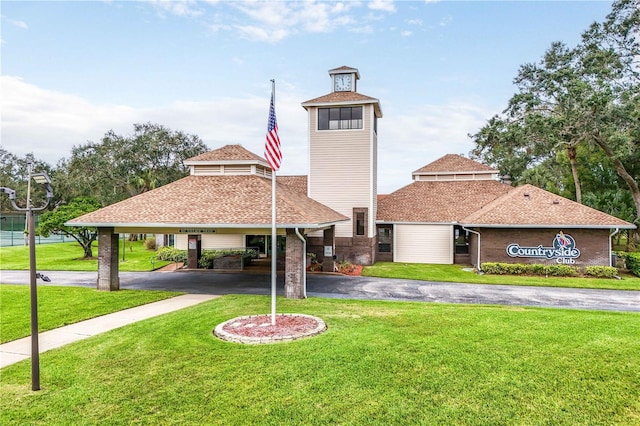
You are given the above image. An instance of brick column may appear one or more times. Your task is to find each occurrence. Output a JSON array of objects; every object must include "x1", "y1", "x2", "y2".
[
  {"x1": 186, "y1": 235, "x2": 201, "y2": 269},
  {"x1": 285, "y1": 228, "x2": 305, "y2": 299},
  {"x1": 97, "y1": 227, "x2": 119, "y2": 291},
  {"x1": 322, "y1": 226, "x2": 335, "y2": 273}
]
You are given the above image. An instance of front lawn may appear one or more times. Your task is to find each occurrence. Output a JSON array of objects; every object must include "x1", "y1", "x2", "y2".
[
  {"x1": 363, "y1": 262, "x2": 640, "y2": 291},
  {"x1": 0, "y1": 240, "x2": 170, "y2": 271},
  {"x1": 1, "y1": 295, "x2": 638, "y2": 424},
  {"x1": 0, "y1": 285, "x2": 181, "y2": 343}
]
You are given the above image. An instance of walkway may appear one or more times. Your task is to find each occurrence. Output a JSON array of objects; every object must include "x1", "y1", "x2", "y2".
[{"x1": 0, "y1": 293, "x2": 218, "y2": 368}]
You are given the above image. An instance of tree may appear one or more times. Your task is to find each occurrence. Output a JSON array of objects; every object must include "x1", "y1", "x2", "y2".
[
  {"x1": 56, "y1": 123, "x2": 208, "y2": 205},
  {"x1": 470, "y1": 0, "x2": 640, "y2": 226},
  {"x1": 0, "y1": 149, "x2": 54, "y2": 212},
  {"x1": 36, "y1": 197, "x2": 101, "y2": 258}
]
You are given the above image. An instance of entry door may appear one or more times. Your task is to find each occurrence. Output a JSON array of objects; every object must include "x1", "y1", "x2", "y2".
[
  {"x1": 376, "y1": 225, "x2": 393, "y2": 261},
  {"x1": 246, "y1": 235, "x2": 267, "y2": 257},
  {"x1": 245, "y1": 235, "x2": 286, "y2": 258}
]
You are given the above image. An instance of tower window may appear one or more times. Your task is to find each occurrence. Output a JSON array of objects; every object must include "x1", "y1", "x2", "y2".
[
  {"x1": 318, "y1": 107, "x2": 363, "y2": 130},
  {"x1": 353, "y1": 208, "x2": 367, "y2": 237}
]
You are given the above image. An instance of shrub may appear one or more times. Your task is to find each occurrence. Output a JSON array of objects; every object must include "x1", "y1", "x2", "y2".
[
  {"x1": 584, "y1": 266, "x2": 618, "y2": 279},
  {"x1": 547, "y1": 264, "x2": 578, "y2": 277},
  {"x1": 144, "y1": 237, "x2": 156, "y2": 250},
  {"x1": 480, "y1": 262, "x2": 578, "y2": 277},
  {"x1": 199, "y1": 249, "x2": 258, "y2": 269},
  {"x1": 154, "y1": 246, "x2": 187, "y2": 263},
  {"x1": 626, "y1": 252, "x2": 640, "y2": 277}
]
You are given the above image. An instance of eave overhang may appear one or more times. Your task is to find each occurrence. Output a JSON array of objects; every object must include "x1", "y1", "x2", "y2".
[{"x1": 65, "y1": 218, "x2": 349, "y2": 230}]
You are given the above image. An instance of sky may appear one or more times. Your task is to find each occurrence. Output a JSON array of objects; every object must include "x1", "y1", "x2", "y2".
[{"x1": 1, "y1": 0, "x2": 614, "y2": 193}]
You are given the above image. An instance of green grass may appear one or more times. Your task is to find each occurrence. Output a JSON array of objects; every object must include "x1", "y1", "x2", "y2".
[
  {"x1": 1, "y1": 295, "x2": 639, "y2": 425},
  {"x1": 363, "y1": 262, "x2": 640, "y2": 291},
  {"x1": 0, "y1": 241, "x2": 171, "y2": 271},
  {"x1": 0, "y1": 285, "x2": 181, "y2": 343}
]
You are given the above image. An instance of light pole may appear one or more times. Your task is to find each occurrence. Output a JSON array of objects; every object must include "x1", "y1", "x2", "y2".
[{"x1": 1, "y1": 170, "x2": 53, "y2": 391}]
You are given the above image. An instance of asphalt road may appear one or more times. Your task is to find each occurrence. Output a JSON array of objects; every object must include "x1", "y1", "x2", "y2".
[{"x1": 1, "y1": 270, "x2": 639, "y2": 312}]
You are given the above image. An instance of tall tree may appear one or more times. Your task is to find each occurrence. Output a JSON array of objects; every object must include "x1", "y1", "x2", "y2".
[
  {"x1": 0, "y1": 149, "x2": 53, "y2": 211},
  {"x1": 471, "y1": 0, "x2": 640, "y2": 225},
  {"x1": 57, "y1": 123, "x2": 208, "y2": 205}
]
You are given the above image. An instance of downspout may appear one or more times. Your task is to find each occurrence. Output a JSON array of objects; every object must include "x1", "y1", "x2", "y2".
[
  {"x1": 295, "y1": 228, "x2": 307, "y2": 298},
  {"x1": 609, "y1": 228, "x2": 619, "y2": 267},
  {"x1": 462, "y1": 226, "x2": 482, "y2": 272}
]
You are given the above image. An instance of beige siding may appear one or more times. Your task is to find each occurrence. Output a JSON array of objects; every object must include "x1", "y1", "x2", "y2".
[
  {"x1": 308, "y1": 104, "x2": 375, "y2": 238},
  {"x1": 175, "y1": 234, "x2": 188, "y2": 250},
  {"x1": 175, "y1": 233, "x2": 244, "y2": 250},
  {"x1": 202, "y1": 234, "x2": 245, "y2": 249},
  {"x1": 394, "y1": 224, "x2": 453, "y2": 264}
]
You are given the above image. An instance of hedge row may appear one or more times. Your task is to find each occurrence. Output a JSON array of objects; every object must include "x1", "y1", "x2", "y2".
[
  {"x1": 481, "y1": 262, "x2": 618, "y2": 279},
  {"x1": 154, "y1": 247, "x2": 259, "y2": 269}
]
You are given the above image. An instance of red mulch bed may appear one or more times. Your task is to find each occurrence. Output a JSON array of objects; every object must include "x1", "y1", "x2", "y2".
[{"x1": 221, "y1": 314, "x2": 321, "y2": 339}]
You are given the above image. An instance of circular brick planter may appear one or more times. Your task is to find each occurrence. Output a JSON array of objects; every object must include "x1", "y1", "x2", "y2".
[{"x1": 214, "y1": 313, "x2": 327, "y2": 344}]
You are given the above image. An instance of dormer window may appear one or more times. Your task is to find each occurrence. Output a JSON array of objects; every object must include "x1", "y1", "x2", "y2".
[{"x1": 318, "y1": 106, "x2": 363, "y2": 130}]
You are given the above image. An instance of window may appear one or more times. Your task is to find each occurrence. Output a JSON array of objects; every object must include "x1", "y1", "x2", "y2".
[
  {"x1": 353, "y1": 208, "x2": 367, "y2": 237},
  {"x1": 377, "y1": 226, "x2": 392, "y2": 253},
  {"x1": 356, "y1": 212, "x2": 365, "y2": 236},
  {"x1": 318, "y1": 106, "x2": 363, "y2": 130}
]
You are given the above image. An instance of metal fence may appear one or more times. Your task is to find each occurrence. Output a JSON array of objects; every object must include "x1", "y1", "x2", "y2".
[{"x1": 0, "y1": 214, "x2": 75, "y2": 247}]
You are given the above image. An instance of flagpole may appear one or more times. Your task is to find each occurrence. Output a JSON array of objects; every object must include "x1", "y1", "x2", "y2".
[{"x1": 270, "y1": 79, "x2": 277, "y2": 326}]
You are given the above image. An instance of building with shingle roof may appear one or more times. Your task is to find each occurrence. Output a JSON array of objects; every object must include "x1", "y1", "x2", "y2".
[
  {"x1": 68, "y1": 66, "x2": 635, "y2": 295},
  {"x1": 461, "y1": 184, "x2": 633, "y2": 229},
  {"x1": 376, "y1": 155, "x2": 635, "y2": 267},
  {"x1": 70, "y1": 144, "x2": 346, "y2": 231}
]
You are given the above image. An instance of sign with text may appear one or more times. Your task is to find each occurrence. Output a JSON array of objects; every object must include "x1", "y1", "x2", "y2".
[
  {"x1": 506, "y1": 232, "x2": 581, "y2": 264},
  {"x1": 178, "y1": 229, "x2": 217, "y2": 234}
]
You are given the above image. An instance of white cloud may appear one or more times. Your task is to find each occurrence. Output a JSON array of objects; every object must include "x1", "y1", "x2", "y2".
[
  {"x1": 10, "y1": 19, "x2": 28, "y2": 29},
  {"x1": 1, "y1": 77, "x2": 493, "y2": 194},
  {"x1": 368, "y1": 0, "x2": 396, "y2": 13},
  {"x1": 149, "y1": 0, "x2": 204, "y2": 17},
  {"x1": 233, "y1": 25, "x2": 290, "y2": 42},
  {"x1": 0, "y1": 76, "x2": 309, "y2": 175},
  {"x1": 440, "y1": 15, "x2": 452, "y2": 27},
  {"x1": 401, "y1": 30, "x2": 412, "y2": 37},
  {"x1": 378, "y1": 101, "x2": 493, "y2": 193},
  {"x1": 163, "y1": 0, "x2": 392, "y2": 41}
]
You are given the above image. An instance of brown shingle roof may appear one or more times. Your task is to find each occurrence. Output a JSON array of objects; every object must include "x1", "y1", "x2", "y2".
[
  {"x1": 68, "y1": 175, "x2": 347, "y2": 228},
  {"x1": 277, "y1": 175, "x2": 307, "y2": 195},
  {"x1": 377, "y1": 180, "x2": 512, "y2": 223},
  {"x1": 413, "y1": 154, "x2": 496, "y2": 174},
  {"x1": 185, "y1": 144, "x2": 266, "y2": 163},
  {"x1": 301, "y1": 92, "x2": 382, "y2": 117},
  {"x1": 329, "y1": 65, "x2": 359, "y2": 74},
  {"x1": 461, "y1": 184, "x2": 636, "y2": 228}
]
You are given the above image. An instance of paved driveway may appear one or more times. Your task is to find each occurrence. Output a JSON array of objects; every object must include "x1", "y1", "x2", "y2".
[{"x1": 1, "y1": 270, "x2": 639, "y2": 312}]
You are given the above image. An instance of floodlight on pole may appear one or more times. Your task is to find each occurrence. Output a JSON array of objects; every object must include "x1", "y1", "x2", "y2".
[{"x1": 0, "y1": 169, "x2": 54, "y2": 391}]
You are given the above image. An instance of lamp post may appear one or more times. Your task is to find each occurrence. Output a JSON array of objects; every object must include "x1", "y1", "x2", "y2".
[{"x1": 1, "y1": 170, "x2": 53, "y2": 391}]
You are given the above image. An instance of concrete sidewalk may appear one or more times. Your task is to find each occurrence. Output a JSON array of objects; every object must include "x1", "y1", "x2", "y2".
[{"x1": 0, "y1": 293, "x2": 218, "y2": 369}]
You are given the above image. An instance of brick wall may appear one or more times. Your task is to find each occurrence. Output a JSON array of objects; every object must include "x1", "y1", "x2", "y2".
[
  {"x1": 307, "y1": 235, "x2": 376, "y2": 266},
  {"x1": 478, "y1": 228, "x2": 611, "y2": 267}
]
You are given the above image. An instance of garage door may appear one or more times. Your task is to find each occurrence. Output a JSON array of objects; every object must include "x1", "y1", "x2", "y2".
[{"x1": 394, "y1": 224, "x2": 453, "y2": 264}]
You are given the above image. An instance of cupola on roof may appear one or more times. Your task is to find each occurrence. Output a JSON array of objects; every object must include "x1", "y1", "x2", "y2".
[{"x1": 413, "y1": 154, "x2": 499, "y2": 182}]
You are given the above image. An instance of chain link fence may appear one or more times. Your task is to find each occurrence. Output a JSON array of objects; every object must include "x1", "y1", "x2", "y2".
[{"x1": 0, "y1": 213, "x2": 75, "y2": 247}]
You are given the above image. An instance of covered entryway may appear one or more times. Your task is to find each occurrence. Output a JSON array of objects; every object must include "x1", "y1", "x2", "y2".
[{"x1": 67, "y1": 145, "x2": 348, "y2": 299}]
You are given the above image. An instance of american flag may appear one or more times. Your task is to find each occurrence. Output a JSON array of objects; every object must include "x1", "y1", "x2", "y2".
[{"x1": 265, "y1": 91, "x2": 282, "y2": 171}]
